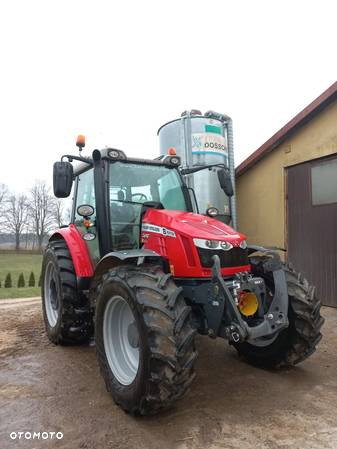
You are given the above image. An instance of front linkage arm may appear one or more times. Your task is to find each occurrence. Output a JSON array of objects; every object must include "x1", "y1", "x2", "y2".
[{"x1": 211, "y1": 246, "x2": 289, "y2": 344}]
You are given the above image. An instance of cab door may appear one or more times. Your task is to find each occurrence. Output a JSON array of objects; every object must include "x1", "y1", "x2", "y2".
[{"x1": 74, "y1": 168, "x2": 100, "y2": 265}]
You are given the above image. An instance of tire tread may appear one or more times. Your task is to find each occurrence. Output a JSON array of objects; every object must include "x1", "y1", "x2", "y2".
[
  {"x1": 235, "y1": 258, "x2": 324, "y2": 368},
  {"x1": 94, "y1": 264, "x2": 197, "y2": 415},
  {"x1": 42, "y1": 239, "x2": 92, "y2": 345}
]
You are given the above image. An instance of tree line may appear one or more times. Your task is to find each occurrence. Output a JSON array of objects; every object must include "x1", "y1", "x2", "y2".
[{"x1": 0, "y1": 181, "x2": 69, "y2": 251}]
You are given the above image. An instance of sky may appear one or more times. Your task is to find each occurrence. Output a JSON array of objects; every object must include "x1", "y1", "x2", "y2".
[{"x1": 0, "y1": 0, "x2": 336, "y2": 193}]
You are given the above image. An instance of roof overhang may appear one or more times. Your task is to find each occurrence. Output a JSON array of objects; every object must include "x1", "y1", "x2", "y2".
[{"x1": 236, "y1": 81, "x2": 337, "y2": 177}]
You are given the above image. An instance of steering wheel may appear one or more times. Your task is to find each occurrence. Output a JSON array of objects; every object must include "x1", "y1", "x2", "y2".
[{"x1": 131, "y1": 193, "x2": 147, "y2": 202}]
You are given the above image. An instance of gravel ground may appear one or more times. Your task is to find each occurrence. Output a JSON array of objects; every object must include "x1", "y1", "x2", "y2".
[{"x1": 0, "y1": 298, "x2": 336, "y2": 449}]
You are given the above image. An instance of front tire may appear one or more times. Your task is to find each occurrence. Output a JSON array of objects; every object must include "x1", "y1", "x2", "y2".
[
  {"x1": 234, "y1": 259, "x2": 324, "y2": 368},
  {"x1": 95, "y1": 264, "x2": 197, "y2": 415},
  {"x1": 41, "y1": 240, "x2": 92, "y2": 345}
]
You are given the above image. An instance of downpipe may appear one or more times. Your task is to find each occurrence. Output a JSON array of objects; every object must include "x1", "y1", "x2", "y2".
[
  {"x1": 204, "y1": 111, "x2": 237, "y2": 229},
  {"x1": 224, "y1": 117, "x2": 237, "y2": 230}
]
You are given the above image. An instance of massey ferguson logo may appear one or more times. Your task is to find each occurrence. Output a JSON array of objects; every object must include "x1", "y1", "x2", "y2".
[{"x1": 141, "y1": 224, "x2": 176, "y2": 238}]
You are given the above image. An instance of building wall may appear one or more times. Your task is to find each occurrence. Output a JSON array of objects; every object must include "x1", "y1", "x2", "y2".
[{"x1": 236, "y1": 100, "x2": 337, "y2": 249}]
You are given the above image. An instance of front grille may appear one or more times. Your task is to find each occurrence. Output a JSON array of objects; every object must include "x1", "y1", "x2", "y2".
[{"x1": 197, "y1": 247, "x2": 249, "y2": 268}]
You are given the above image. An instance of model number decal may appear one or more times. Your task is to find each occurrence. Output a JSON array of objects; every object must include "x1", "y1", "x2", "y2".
[{"x1": 142, "y1": 224, "x2": 176, "y2": 238}]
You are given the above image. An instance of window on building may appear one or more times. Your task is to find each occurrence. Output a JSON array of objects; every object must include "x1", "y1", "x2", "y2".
[{"x1": 311, "y1": 158, "x2": 337, "y2": 206}]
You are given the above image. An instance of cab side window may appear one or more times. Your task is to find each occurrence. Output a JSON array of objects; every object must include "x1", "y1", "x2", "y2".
[
  {"x1": 158, "y1": 171, "x2": 186, "y2": 211},
  {"x1": 74, "y1": 168, "x2": 100, "y2": 263},
  {"x1": 75, "y1": 169, "x2": 96, "y2": 223}
]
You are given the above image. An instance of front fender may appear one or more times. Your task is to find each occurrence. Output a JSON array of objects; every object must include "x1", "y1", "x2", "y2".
[
  {"x1": 50, "y1": 224, "x2": 94, "y2": 277},
  {"x1": 93, "y1": 249, "x2": 161, "y2": 279}
]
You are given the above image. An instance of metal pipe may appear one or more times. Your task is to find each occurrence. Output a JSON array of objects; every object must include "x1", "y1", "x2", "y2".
[
  {"x1": 205, "y1": 111, "x2": 237, "y2": 229},
  {"x1": 225, "y1": 117, "x2": 237, "y2": 230},
  {"x1": 182, "y1": 112, "x2": 194, "y2": 190}
]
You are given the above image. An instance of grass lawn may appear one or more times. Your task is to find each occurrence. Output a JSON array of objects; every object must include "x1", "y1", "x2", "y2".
[{"x1": 0, "y1": 252, "x2": 42, "y2": 299}]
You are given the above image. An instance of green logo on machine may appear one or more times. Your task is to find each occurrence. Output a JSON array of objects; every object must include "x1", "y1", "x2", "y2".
[{"x1": 205, "y1": 124, "x2": 222, "y2": 135}]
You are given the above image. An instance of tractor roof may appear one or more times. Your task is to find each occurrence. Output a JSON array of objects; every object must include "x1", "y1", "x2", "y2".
[{"x1": 71, "y1": 148, "x2": 180, "y2": 176}]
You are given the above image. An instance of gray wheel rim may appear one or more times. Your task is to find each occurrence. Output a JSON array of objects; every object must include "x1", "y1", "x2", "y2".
[
  {"x1": 103, "y1": 295, "x2": 140, "y2": 385},
  {"x1": 44, "y1": 261, "x2": 59, "y2": 327}
]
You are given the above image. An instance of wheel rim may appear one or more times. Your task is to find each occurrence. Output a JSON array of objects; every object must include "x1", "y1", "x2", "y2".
[
  {"x1": 103, "y1": 295, "x2": 140, "y2": 385},
  {"x1": 44, "y1": 261, "x2": 59, "y2": 327}
]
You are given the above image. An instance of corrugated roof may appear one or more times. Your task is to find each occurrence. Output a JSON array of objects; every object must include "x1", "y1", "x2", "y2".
[{"x1": 236, "y1": 81, "x2": 337, "y2": 177}]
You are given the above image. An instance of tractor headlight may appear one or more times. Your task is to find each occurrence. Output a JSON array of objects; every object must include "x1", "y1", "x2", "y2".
[
  {"x1": 161, "y1": 155, "x2": 181, "y2": 166},
  {"x1": 194, "y1": 239, "x2": 218, "y2": 249},
  {"x1": 107, "y1": 148, "x2": 127, "y2": 160},
  {"x1": 205, "y1": 240, "x2": 219, "y2": 249},
  {"x1": 169, "y1": 156, "x2": 180, "y2": 166},
  {"x1": 193, "y1": 238, "x2": 233, "y2": 251},
  {"x1": 206, "y1": 207, "x2": 219, "y2": 217},
  {"x1": 239, "y1": 240, "x2": 247, "y2": 249},
  {"x1": 108, "y1": 149, "x2": 119, "y2": 158},
  {"x1": 220, "y1": 241, "x2": 233, "y2": 251}
]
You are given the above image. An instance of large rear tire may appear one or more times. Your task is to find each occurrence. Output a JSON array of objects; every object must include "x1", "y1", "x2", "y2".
[
  {"x1": 234, "y1": 258, "x2": 324, "y2": 368},
  {"x1": 94, "y1": 264, "x2": 197, "y2": 415},
  {"x1": 41, "y1": 240, "x2": 92, "y2": 345}
]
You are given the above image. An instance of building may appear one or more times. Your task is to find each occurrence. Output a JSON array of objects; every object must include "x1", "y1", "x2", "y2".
[{"x1": 236, "y1": 81, "x2": 337, "y2": 307}]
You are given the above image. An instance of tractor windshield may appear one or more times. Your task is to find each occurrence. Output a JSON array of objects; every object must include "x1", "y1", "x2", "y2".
[{"x1": 109, "y1": 161, "x2": 187, "y2": 250}]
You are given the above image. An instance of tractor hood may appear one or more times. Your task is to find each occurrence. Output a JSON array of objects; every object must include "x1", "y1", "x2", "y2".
[{"x1": 142, "y1": 209, "x2": 246, "y2": 243}]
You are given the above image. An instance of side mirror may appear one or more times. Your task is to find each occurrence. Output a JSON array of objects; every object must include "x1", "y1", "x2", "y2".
[
  {"x1": 53, "y1": 162, "x2": 73, "y2": 198},
  {"x1": 217, "y1": 168, "x2": 234, "y2": 197}
]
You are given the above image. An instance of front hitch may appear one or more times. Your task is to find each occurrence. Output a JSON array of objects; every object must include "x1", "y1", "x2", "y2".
[
  {"x1": 210, "y1": 256, "x2": 248, "y2": 342},
  {"x1": 211, "y1": 248, "x2": 289, "y2": 344}
]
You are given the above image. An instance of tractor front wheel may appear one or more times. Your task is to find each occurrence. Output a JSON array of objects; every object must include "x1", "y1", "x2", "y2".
[
  {"x1": 234, "y1": 259, "x2": 324, "y2": 368},
  {"x1": 94, "y1": 264, "x2": 197, "y2": 415},
  {"x1": 41, "y1": 240, "x2": 92, "y2": 344}
]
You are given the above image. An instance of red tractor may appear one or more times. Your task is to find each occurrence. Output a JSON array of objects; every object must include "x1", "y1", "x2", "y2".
[{"x1": 42, "y1": 139, "x2": 323, "y2": 415}]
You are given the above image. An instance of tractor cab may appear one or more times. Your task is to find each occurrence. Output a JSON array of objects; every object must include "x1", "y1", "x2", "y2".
[
  {"x1": 54, "y1": 148, "x2": 192, "y2": 257},
  {"x1": 53, "y1": 146, "x2": 244, "y2": 278},
  {"x1": 107, "y1": 158, "x2": 190, "y2": 251}
]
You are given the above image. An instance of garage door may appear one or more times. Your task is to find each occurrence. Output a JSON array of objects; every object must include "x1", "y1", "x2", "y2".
[{"x1": 287, "y1": 156, "x2": 337, "y2": 307}]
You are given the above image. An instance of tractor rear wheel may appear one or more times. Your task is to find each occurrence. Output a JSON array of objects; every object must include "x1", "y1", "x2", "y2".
[
  {"x1": 41, "y1": 239, "x2": 92, "y2": 344},
  {"x1": 234, "y1": 258, "x2": 324, "y2": 368},
  {"x1": 94, "y1": 264, "x2": 197, "y2": 415}
]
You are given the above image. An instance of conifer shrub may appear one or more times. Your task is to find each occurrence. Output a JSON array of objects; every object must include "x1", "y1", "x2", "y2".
[
  {"x1": 28, "y1": 271, "x2": 35, "y2": 287},
  {"x1": 18, "y1": 273, "x2": 25, "y2": 288},
  {"x1": 4, "y1": 273, "x2": 12, "y2": 288}
]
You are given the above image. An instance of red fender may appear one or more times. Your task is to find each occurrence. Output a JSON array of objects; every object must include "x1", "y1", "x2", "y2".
[{"x1": 50, "y1": 224, "x2": 94, "y2": 277}]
